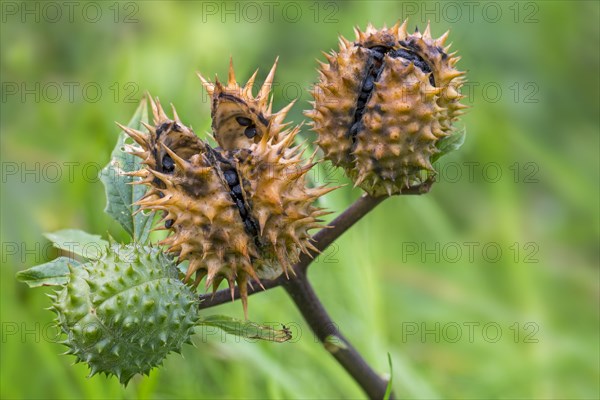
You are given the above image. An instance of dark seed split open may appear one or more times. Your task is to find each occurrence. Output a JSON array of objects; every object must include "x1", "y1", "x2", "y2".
[
  {"x1": 236, "y1": 116, "x2": 252, "y2": 126},
  {"x1": 244, "y1": 126, "x2": 257, "y2": 139},
  {"x1": 347, "y1": 45, "x2": 392, "y2": 144},
  {"x1": 223, "y1": 169, "x2": 238, "y2": 186},
  {"x1": 396, "y1": 40, "x2": 435, "y2": 86},
  {"x1": 162, "y1": 155, "x2": 175, "y2": 173},
  {"x1": 348, "y1": 41, "x2": 437, "y2": 147},
  {"x1": 236, "y1": 199, "x2": 247, "y2": 216},
  {"x1": 153, "y1": 176, "x2": 165, "y2": 188},
  {"x1": 218, "y1": 160, "x2": 261, "y2": 246}
]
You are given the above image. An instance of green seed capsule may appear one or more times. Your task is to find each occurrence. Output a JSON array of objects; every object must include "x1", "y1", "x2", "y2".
[{"x1": 53, "y1": 243, "x2": 199, "y2": 385}]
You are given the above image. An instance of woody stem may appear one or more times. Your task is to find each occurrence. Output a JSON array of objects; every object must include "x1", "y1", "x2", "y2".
[
  {"x1": 198, "y1": 179, "x2": 434, "y2": 398},
  {"x1": 282, "y1": 269, "x2": 394, "y2": 399},
  {"x1": 198, "y1": 178, "x2": 433, "y2": 308}
]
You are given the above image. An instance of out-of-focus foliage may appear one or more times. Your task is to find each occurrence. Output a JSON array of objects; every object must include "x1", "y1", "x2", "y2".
[{"x1": 1, "y1": 1, "x2": 598, "y2": 398}]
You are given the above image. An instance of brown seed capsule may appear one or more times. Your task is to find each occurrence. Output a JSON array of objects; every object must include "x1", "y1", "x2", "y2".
[
  {"x1": 120, "y1": 61, "x2": 333, "y2": 317},
  {"x1": 197, "y1": 57, "x2": 294, "y2": 150},
  {"x1": 305, "y1": 20, "x2": 467, "y2": 195}
]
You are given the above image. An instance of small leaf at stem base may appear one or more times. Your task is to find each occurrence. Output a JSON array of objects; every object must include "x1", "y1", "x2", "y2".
[{"x1": 199, "y1": 315, "x2": 292, "y2": 343}]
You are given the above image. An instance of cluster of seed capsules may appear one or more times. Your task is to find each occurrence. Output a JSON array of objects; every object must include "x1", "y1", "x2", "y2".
[
  {"x1": 120, "y1": 59, "x2": 334, "y2": 316},
  {"x1": 119, "y1": 20, "x2": 465, "y2": 315}
]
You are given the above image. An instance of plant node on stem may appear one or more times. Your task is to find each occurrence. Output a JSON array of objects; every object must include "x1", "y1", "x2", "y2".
[
  {"x1": 283, "y1": 270, "x2": 395, "y2": 399},
  {"x1": 198, "y1": 177, "x2": 434, "y2": 398},
  {"x1": 199, "y1": 177, "x2": 434, "y2": 307}
]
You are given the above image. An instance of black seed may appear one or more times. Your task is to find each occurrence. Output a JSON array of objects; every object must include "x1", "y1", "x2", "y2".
[
  {"x1": 232, "y1": 184, "x2": 242, "y2": 196},
  {"x1": 244, "y1": 126, "x2": 257, "y2": 139},
  {"x1": 244, "y1": 219, "x2": 257, "y2": 234},
  {"x1": 414, "y1": 59, "x2": 426, "y2": 70},
  {"x1": 158, "y1": 192, "x2": 165, "y2": 198},
  {"x1": 235, "y1": 116, "x2": 252, "y2": 126},
  {"x1": 165, "y1": 219, "x2": 174, "y2": 229},
  {"x1": 349, "y1": 123, "x2": 361, "y2": 138},
  {"x1": 369, "y1": 45, "x2": 390, "y2": 61},
  {"x1": 370, "y1": 45, "x2": 389, "y2": 54},
  {"x1": 223, "y1": 169, "x2": 238, "y2": 186},
  {"x1": 162, "y1": 155, "x2": 174, "y2": 173},
  {"x1": 391, "y1": 48, "x2": 411, "y2": 60},
  {"x1": 389, "y1": 47, "x2": 435, "y2": 86},
  {"x1": 236, "y1": 199, "x2": 247, "y2": 217},
  {"x1": 363, "y1": 75, "x2": 374, "y2": 91},
  {"x1": 171, "y1": 123, "x2": 181, "y2": 132}
]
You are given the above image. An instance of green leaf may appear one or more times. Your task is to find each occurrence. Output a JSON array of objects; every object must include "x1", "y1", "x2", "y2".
[
  {"x1": 100, "y1": 97, "x2": 153, "y2": 243},
  {"x1": 199, "y1": 315, "x2": 292, "y2": 343},
  {"x1": 432, "y1": 127, "x2": 466, "y2": 163},
  {"x1": 44, "y1": 229, "x2": 108, "y2": 259},
  {"x1": 16, "y1": 257, "x2": 80, "y2": 287},
  {"x1": 383, "y1": 353, "x2": 394, "y2": 400}
]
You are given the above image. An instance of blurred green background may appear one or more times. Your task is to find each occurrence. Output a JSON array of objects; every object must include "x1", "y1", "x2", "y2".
[{"x1": 1, "y1": 1, "x2": 598, "y2": 398}]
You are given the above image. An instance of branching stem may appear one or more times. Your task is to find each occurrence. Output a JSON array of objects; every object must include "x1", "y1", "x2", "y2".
[
  {"x1": 198, "y1": 178, "x2": 434, "y2": 399},
  {"x1": 283, "y1": 270, "x2": 394, "y2": 399},
  {"x1": 198, "y1": 192, "x2": 386, "y2": 308},
  {"x1": 199, "y1": 179, "x2": 432, "y2": 308}
]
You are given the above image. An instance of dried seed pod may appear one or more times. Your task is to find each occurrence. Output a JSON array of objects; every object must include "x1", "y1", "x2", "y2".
[
  {"x1": 198, "y1": 58, "x2": 294, "y2": 150},
  {"x1": 305, "y1": 20, "x2": 467, "y2": 195},
  {"x1": 120, "y1": 88, "x2": 332, "y2": 317}
]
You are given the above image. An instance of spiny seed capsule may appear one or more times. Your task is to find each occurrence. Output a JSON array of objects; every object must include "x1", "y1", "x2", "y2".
[
  {"x1": 52, "y1": 243, "x2": 198, "y2": 385},
  {"x1": 305, "y1": 20, "x2": 467, "y2": 196},
  {"x1": 119, "y1": 62, "x2": 334, "y2": 316},
  {"x1": 197, "y1": 57, "x2": 295, "y2": 151}
]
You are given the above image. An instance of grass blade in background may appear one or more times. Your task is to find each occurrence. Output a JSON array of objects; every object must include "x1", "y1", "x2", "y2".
[{"x1": 383, "y1": 353, "x2": 393, "y2": 400}]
